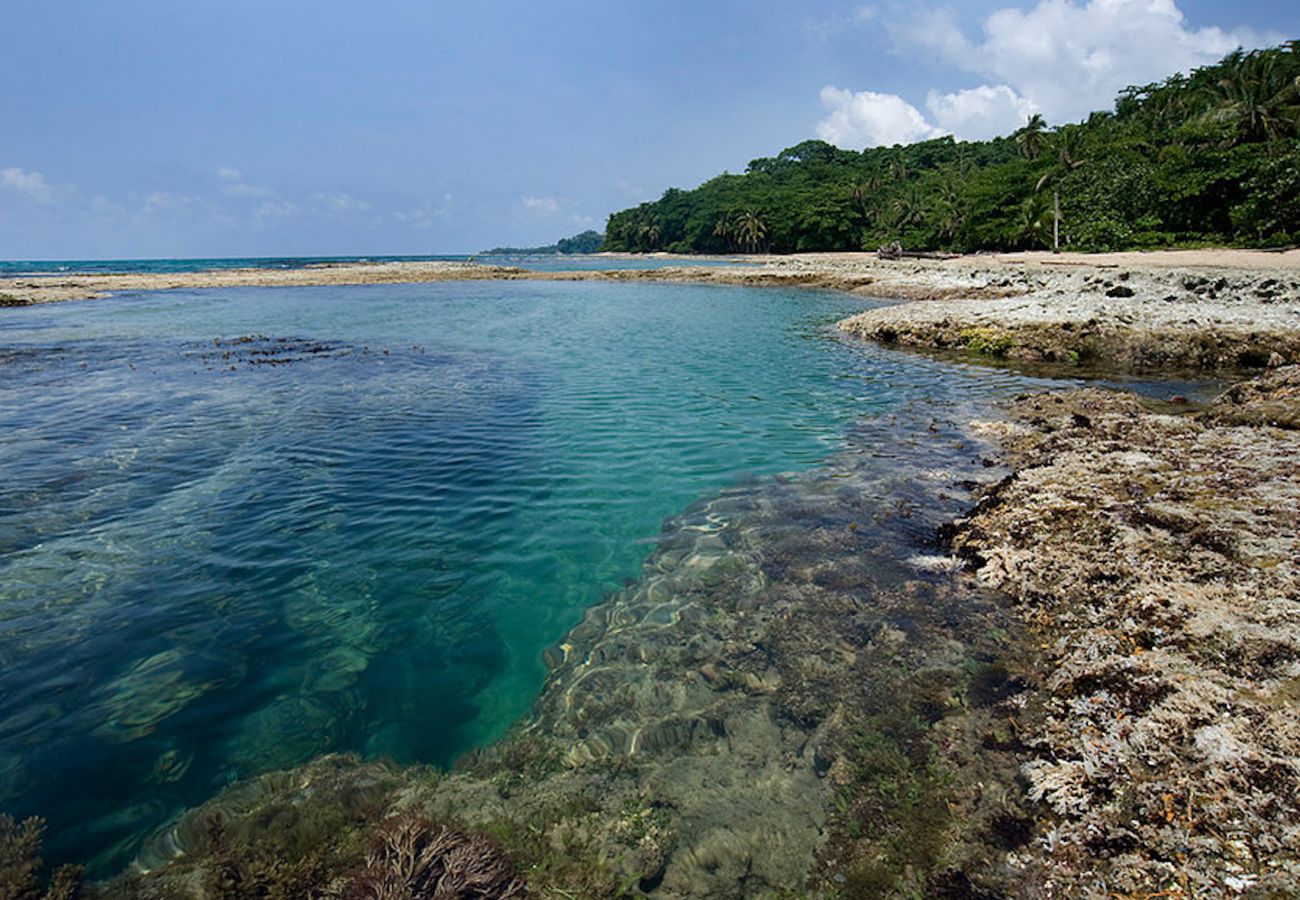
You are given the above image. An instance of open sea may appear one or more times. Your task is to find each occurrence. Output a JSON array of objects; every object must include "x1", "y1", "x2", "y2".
[
  {"x1": 0, "y1": 276, "x2": 1198, "y2": 874},
  {"x1": 0, "y1": 254, "x2": 751, "y2": 277}
]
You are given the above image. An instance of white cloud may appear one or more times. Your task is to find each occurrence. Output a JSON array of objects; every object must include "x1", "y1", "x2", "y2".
[
  {"x1": 521, "y1": 195, "x2": 560, "y2": 214},
  {"x1": 215, "y1": 168, "x2": 274, "y2": 198},
  {"x1": 142, "y1": 191, "x2": 200, "y2": 215},
  {"x1": 815, "y1": 86, "x2": 946, "y2": 149},
  {"x1": 310, "y1": 191, "x2": 370, "y2": 214},
  {"x1": 223, "y1": 181, "x2": 273, "y2": 198},
  {"x1": 254, "y1": 200, "x2": 299, "y2": 221},
  {"x1": 817, "y1": 0, "x2": 1274, "y2": 148},
  {"x1": 925, "y1": 84, "x2": 1037, "y2": 141},
  {"x1": 396, "y1": 194, "x2": 455, "y2": 230},
  {"x1": 901, "y1": 0, "x2": 1274, "y2": 125},
  {"x1": 1, "y1": 167, "x2": 57, "y2": 203}
]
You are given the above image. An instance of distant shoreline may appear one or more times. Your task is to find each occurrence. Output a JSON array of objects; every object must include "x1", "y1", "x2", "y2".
[{"x1": 4, "y1": 249, "x2": 1298, "y2": 375}]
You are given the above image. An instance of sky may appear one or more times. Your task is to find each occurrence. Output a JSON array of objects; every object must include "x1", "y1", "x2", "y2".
[{"x1": 1, "y1": 0, "x2": 1296, "y2": 259}]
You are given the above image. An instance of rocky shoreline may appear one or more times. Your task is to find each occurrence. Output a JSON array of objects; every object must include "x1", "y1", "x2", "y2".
[
  {"x1": 947, "y1": 369, "x2": 1300, "y2": 896},
  {"x1": 4, "y1": 251, "x2": 1300, "y2": 897}
]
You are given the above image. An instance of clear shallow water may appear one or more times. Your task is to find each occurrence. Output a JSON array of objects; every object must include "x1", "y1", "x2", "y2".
[
  {"x1": 0, "y1": 254, "x2": 749, "y2": 277},
  {"x1": 1, "y1": 280, "x2": 1086, "y2": 872}
]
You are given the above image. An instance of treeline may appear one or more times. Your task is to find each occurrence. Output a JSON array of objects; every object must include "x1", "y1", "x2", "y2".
[
  {"x1": 604, "y1": 42, "x2": 1300, "y2": 254},
  {"x1": 484, "y1": 229, "x2": 604, "y2": 255}
]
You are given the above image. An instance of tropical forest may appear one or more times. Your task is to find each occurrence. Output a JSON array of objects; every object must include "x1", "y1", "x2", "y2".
[{"x1": 603, "y1": 42, "x2": 1300, "y2": 254}]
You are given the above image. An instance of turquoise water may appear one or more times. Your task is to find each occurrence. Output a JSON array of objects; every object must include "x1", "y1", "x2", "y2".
[
  {"x1": 0, "y1": 280, "x2": 1068, "y2": 872},
  {"x1": 0, "y1": 254, "x2": 748, "y2": 277}
]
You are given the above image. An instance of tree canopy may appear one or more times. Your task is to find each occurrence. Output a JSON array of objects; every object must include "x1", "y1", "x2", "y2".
[
  {"x1": 484, "y1": 229, "x2": 604, "y2": 255},
  {"x1": 604, "y1": 43, "x2": 1300, "y2": 254}
]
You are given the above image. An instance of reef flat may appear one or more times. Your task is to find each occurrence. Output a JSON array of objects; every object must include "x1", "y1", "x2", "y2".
[{"x1": 946, "y1": 369, "x2": 1300, "y2": 896}]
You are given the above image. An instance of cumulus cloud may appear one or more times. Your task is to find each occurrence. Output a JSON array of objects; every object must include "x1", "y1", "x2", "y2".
[
  {"x1": 899, "y1": 0, "x2": 1274, "y2": 125},
  {"x1": 817, "y1": 0, "x2": 1276, "y2": 148},
  {"x1": 216, "y1": 167, "x2": 274, "y2": 198},
  {"x1": 521, "y1": 195, "x2": 560, "y2": 214},
  {"x1": 816, "y1": 86, "x2": 946, "y2": 148},
  {"x1": 1, "y1": 167, "x2": 58, "y2": 203},
  {"x1": 925, "y1": 84, "x2": 1037, "y2": 141}
]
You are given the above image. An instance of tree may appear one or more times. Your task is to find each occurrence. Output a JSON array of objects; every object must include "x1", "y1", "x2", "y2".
[
  {"x1": 734, "y1": 210, "x2": 768, "y2": 253},
  {"x1": 1019, "y1": 192, "x2": 1054, "y2": 249},
  {"x1": 713, "y1": 216, "x2": 734, "y2": 252},
  {"x1": 890, "y1": 187, "x2": 926, "y2": 230},
  {"x1": 1035, "y1": 126, "x2": 1088, "y2": 251},
  {"x1": 1015, "y1": 114, "x2": 1049, "y2": 160},
  {"x1": 1208, "y1": 47, "x2": 1300, "y2": 144}
]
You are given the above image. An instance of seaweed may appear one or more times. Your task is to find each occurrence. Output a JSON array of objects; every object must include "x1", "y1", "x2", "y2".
[{"x1": 0, "y1": 814, "x2": 83, "y2": 900}]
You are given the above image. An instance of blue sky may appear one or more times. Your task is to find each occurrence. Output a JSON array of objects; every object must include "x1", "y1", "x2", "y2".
[{"x1": 2, "y1": 0, "x2": 1295, "y2": 258}]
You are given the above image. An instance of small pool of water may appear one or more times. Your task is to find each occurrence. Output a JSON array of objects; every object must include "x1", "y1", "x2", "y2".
[{"x1": 0, "y1": 280, "x2": 1121, "y2": 870}]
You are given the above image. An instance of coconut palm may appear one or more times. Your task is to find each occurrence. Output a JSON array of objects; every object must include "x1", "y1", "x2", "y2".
[
  {"x1": 713, "y1": 216, "x2": 734, "y2": 252},
  {"x1": 1208, "y1": 48, "x2": 1300, "y2": 143},
  {"x1": 889, "y1": 151, "x2": 909, "y2": 183},
  {"x1": 1019, "y1": 192, "x2": 1054, "y2": 249},
  {"x1": 890, "y1": 187, "x2": 926, "y2": 230},
  {"x1": 849, "y1": 174, "x2": 885, "y2": 222},
  {"x1": 1034, "y1": 126, "x2": 1087, "y2": 252},
  {"x1": 734, "y1": 210, "x2": 768, "y2": 253},
  {"x1": 1015, "y1": 114, "x2": 1048, "y2": 160}
]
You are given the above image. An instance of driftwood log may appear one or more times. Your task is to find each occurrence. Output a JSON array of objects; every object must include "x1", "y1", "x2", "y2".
[{"x1": 876, "y1": 242, "x2": 959, "y2": 261}]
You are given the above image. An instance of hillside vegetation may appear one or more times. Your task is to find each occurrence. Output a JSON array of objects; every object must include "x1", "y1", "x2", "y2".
[
  {"x1": 483, "y1": 229, "x2": 604, "y2": 255},
  {"x1": 604, "y1": 43, "x2": 1300, "y2": 255}
]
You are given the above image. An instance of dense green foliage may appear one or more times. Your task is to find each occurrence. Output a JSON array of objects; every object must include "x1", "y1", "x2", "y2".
[
  {"x1": 484, "y1": 229, "x2": 604, "y2": 255},
  {"x1": 604, "y1": 43, "x2": 1300, "y2": 254}
]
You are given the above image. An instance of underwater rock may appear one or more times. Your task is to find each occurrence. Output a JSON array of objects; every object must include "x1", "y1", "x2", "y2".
[{"x1": 105, "y1": 402, "x2": 1046, "y2": 898}]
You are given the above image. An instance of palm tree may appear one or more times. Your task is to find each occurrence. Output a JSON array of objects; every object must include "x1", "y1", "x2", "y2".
[
  {"x1": 734, "y1": 210, "x2": 768, "y2": 253},
  {"x1": 889, "y1": 152, "x2": 909, "y2": 183},
  {"x1": 1019, "y1": 192, "x2": 1053, "y2": 249},
  {"x1": 1015, "y1": 114, "x2": 1048, "y2": 160},
  {"x1": 934, "y1": 172, "x2": 965, "y2": 241},
  {"x1": 1034, "y1": 126, "x2": 1087, "y2": 252},
  {"x1": 850, "y1": 174, "x2": 885, "y2": 222},
  {"x1": 1208, "y1": 48, "x2": 1299, "y2": 144},
  {"x1": 637, "y1": 220, "x2": 661, "y2": 251},
  {"x1": 890, "y1": 187, "x2": 926, "y2": 230},
  {"x1": 713, "y1": 216, "x2": 733, "y2": 252}
]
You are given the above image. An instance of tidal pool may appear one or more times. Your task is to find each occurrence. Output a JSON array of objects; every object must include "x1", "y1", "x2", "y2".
[{"x1": 1, "y1": 280, "x2": 1073, "y2": 871}]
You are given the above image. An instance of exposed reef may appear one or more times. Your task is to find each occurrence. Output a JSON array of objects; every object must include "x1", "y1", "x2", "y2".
[
  {"x1": 946, "y1": 367, "x2": 1300, "y2": 895},
  {"x1": 839, "y1": 265, "x2": 1300, "y2": 373}
]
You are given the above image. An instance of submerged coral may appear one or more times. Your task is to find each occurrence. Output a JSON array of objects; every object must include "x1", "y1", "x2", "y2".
[
  {"x1": 90, "y1": 402, "x2": 1042, "y2": 898},
  {"x1": 41, "y1": 369, "x2": 1300, "y2": 898}
]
